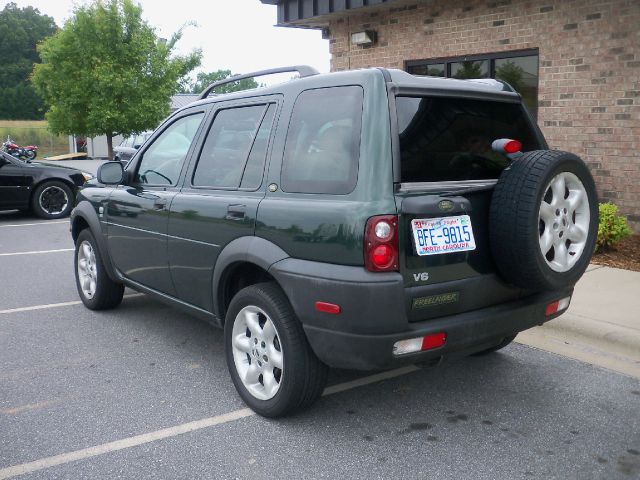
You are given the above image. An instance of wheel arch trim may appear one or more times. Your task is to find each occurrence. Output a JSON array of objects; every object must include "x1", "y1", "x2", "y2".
[
  {"x1": 212, "y1": 236, "x2": 289, "y2": 320},
  {"x1": 70, "y1": 201, "x2": 120, "y2": 282}
]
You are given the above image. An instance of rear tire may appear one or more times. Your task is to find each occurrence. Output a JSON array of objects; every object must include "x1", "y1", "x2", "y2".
[
  {"x1": 74, "y1": 229, "x2": 124, "y2": 310},
  {"x1": 224, "y1": 282, "x2": 328, "y2": 417},
  {"x1": 490, "y1": 150, "x2": 598, "y2": 291}
]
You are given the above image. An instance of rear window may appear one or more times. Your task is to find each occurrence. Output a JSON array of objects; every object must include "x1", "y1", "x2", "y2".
[{"x1": 396, "y1": 96, "x2": 541, "y2": 183}]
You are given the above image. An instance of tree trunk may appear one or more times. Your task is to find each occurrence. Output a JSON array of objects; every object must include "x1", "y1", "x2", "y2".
[{"x1": 106, "y1": 133, "x2": 114, "y2": 160}]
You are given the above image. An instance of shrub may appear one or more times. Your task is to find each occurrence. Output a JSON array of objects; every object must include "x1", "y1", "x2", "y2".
[{"x1": 596, "y1": 202, "x2": 632, "y2": 252}]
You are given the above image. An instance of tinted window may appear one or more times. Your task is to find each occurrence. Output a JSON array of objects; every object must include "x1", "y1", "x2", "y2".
[
  {"x1": 282, "y1": 86, "x2": 363, "y2": 195},
  {"x1": 396, "y1": 96, "x2": 540, "y2": 182},
  {"x1": 136, "y1": 113, "x2": 204, "y2": 185},
  {"x1": 193, "y1": 105, "x2": 267, "y2": 188},
  {"x1": 451, "y1": 60, "x2": 490, "y2": 79},
  {"x1": 410, "y1": 63, "x2": 445, "y2": 77},
  {"x1": 407, "y1": 51, "x2": 539, "y2": 118},
  {"x1": 240, "y1": 104, "x2": 275, "y2": 189},
  {"x1": 495, "y1": 56, "x2": 539, "y2": 118}
]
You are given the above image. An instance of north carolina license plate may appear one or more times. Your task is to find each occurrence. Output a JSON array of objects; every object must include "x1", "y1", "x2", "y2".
[{"x1": 411, "y1": 215, "x2": 476, "y2": 256}]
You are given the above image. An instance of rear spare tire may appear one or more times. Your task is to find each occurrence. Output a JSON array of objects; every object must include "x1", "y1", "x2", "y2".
[{"x1": 489, "y1": 150, "x2": 598, "y2": 291}]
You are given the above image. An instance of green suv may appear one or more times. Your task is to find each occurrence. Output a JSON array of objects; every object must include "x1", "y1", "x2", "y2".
[{"x1": 70, "y1": 66, "x2": 598, "y2": 417}]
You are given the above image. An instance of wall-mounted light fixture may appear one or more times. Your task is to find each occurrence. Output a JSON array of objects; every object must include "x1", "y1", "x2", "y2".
[{"x1": 351, "y1": 30, "x2": 377, "y2": 46}]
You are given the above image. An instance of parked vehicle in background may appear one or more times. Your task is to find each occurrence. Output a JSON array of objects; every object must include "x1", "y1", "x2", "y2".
[
  {"x1": 112, "y1": 131, "x2": 152, "y2": 163},
  {"x1": 70, "y1": 66, "x2": 599, "y2": 417},
  {"x1": 2, "y1": 136, "x2": 38, "y2": 160},
  {"x1": 0, "y1": 150, "x2": 92, "y2": 219}
]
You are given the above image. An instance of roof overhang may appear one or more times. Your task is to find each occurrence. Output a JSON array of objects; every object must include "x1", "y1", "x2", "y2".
[{"x1": 259, "y1": 0, "x2": 402, "y2": 28}]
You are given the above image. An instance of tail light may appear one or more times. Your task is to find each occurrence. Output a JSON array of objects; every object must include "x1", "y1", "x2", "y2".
[
  {"x1": 364, "y1": 215, "x2": 399, "y2": 272},
  {"x1": 492, "y1": 138, "x2": 522, "y2": 154}
]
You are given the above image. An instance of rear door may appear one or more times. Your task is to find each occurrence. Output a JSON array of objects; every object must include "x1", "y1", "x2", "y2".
[
  {"x1": 393, "y1": 94, "x2": 544, "y2": 320},
  {"x1": 168, "y1": 97, "x2": 280, "y2": 311},
  {"x1": 106, "y1": 109, "x2": 207, "y2": 295}
]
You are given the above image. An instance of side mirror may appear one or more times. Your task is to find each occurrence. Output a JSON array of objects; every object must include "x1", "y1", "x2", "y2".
[
  {"x1": 97, "y1": 161, "x2": 125, "y2": 185},
  {"x1": 0, "y1": 157, "x2": 7, "y2": 167},
  {"x1": 133, "y1": 144, "x2": 141, "y2": 149}
]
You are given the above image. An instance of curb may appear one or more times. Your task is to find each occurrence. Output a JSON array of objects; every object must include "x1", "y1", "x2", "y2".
[{"x1": 539, "y1": 311, "x2": 640, "y2": 360}]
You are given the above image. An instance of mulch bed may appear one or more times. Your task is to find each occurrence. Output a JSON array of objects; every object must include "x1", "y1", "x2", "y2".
[{"x1": 591, "y1": 234, "x2": 640, "y2": 272}]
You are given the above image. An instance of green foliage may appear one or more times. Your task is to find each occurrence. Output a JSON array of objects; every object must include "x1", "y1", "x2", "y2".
[
  {"x1": 180, "y1": 70, "x2": 260, "y2": 95},
  {"x1": 452, "y1": 61, "x2": 484, "y2": 80},
  {"x1": 495, "y1": 60, "x2": 525, "y2": 93},
  {"x1": 0, "y1": 2, "x2": 57, "y2": 119},
  {"x1": 32, "y1": 0, "x2": 201, "y2": 157},
  {"x1": 597, "y1": 202, "x2": 632, "y2": 252}
]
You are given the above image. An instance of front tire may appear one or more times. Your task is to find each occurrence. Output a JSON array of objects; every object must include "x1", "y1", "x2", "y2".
[
  {"x1": 74, "y1": 229, "x2": 124, "y2": 310},
  {"x1": 224, "y1": 283, "x2": 328, "y2": 417},
  {"x1": 32, "y1": 181, "x2": 74, "y2": 219}
]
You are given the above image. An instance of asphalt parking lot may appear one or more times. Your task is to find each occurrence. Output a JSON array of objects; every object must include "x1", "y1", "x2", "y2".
[{"x1": 1, "y1": 208, "x2": 639, "y2": 479}]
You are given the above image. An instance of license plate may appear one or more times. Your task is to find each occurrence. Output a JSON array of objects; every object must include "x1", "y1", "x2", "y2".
[{"x1": 411, "y1": 215, "x2": 476, "y2": 256}]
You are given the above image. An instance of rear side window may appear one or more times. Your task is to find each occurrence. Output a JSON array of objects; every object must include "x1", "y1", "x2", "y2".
[
  {"x1": 193, "y1": 104, "x2": 272, "y2": 189},
  {"x1": 396, "y1": 96, "x2": 541, "y2": 183},
  {"x1": 282, "y1": 86, "x2": 363, "y2": 194}
]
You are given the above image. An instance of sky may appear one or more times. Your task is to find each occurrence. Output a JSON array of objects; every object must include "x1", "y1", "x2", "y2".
[{"x1": 10, "y1": 0, "x2": 331, "y2": 75}]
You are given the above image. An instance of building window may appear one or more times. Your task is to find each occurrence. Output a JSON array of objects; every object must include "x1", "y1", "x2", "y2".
[{"x1": 406, "y1": 49, "x2": 539, "y2": 118}]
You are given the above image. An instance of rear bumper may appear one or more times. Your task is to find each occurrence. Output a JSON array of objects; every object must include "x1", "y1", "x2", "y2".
[{"x1": 270, "y1": 258, "x2": 572, "y2": 370}]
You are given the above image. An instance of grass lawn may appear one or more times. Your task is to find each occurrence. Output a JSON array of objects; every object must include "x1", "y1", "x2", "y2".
[{"x1": 0, "y1": 120, "x2": 69, "y2": 158}]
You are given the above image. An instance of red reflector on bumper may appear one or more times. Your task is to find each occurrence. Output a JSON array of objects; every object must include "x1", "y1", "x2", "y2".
[
  {"x1": 545, "y1": 300, "x2": 560, "y2": 316},
  {"x1": 545, "y1": 296, "x2": 571, "y2": 316},
  {"x1": 421, "y1": 332, "x2": 447, "y2": 350},
  {"x1": 315, "y1": 301, "x2": 341, "y2": 315}
]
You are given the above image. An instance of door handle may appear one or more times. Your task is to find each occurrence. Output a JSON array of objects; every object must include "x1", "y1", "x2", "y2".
[
  {"x1": 153, "y1": 198, "x2": 167, "y2": 210},
  {"x1": 226, "y1": 204, "x2": 246, "y2": 221}
]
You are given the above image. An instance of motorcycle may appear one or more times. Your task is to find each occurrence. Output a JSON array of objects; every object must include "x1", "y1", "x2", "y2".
[{"x1": 2, "y1": 136, "x2": 38, "y2": 161}]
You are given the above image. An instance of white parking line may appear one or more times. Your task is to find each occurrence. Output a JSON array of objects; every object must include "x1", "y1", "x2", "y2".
[
  {"x1": 0, "y1": 294, "x2": 144, "y2": 315},
  {"x1": 0, "y1": 248, "x2": 74, "y2": 257},
  {"x1": 0, "y1": 365, "x2": 420, "y2": 479},
  {"x1": 0, "y1": 221, "x2": 68, "y2": 228}
]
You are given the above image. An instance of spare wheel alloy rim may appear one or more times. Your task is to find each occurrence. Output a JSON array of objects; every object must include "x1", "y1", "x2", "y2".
[
  {"x1": 77, "y1": 240, "x2": 98, "y2": 299},
  {"x1": 231, "y1": 305, "x2": 284, "y2": 401},
  {"x1": 39, "y1": 185, "x2": 68, "y2": 215},
  {"x1": 538, "y1": 171, "x2": 590, "y2": 273}
]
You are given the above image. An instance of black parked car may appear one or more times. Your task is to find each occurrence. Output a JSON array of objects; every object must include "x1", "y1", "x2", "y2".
[{"x1": 0, "y1": 150, "x2": 93, "y2": 219}]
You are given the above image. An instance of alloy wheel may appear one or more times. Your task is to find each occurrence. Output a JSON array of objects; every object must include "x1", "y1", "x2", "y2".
[
  {"x1": 231, "y1": 305, "x2": 284, "y2": 401},
  {"x1": 538, "y1": 172, "x2": 590, "y2": 273}
]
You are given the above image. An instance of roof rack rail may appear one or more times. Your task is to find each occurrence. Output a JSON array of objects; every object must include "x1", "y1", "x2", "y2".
[{"x1": 198, "y1": 65, "x2": 320, "y2": 100}]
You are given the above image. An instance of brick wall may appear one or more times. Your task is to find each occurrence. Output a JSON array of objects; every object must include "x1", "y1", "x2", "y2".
[{"x1": 328, "y1": 0, "x2": 640, "y2": 230}]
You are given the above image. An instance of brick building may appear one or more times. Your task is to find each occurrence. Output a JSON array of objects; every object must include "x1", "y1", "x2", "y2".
[{"x1": 261, "y1": 0, "x2": 640, "y2": 230}]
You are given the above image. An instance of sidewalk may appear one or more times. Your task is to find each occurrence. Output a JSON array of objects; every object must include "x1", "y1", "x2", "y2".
[{"x1": 516, "y1": 265, "x2": 640, "y2": 379}]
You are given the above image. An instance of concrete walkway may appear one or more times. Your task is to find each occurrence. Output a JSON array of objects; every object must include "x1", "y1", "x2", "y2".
[{"x1": 517, "y1": 265, "x2": 640, "y2": 379}]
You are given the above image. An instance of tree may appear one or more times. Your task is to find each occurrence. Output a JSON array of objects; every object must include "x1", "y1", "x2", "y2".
[
  {"x1": 452, "y1": 61, "x2": 484, "y2": 80},
  {"x1": 495, "y1": 60, "x2": 525, "y2": 93},
  {"x1": 180, "y1": 70, "x2": 260, "y2": 95},
  {"x1": 32, "y1": 0, "x2": 201, "y2": 158},
  {"x1": 0, "y1": 3, "x2": 57, "y2": 119}
]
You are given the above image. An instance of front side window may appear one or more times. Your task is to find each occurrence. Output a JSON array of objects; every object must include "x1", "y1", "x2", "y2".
[
  {"x1": 136, "y1": 113, "x2": 204, "y2": 185},
  {"x1": 192, "y1": 104, "x2": 271, "y2": 188},
  {"x1": 396, "y1": 96, "x2": 541, "y2": 183},
  {"x1": 281, "y1": 86, "x2": 363, "y2": 195}
]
